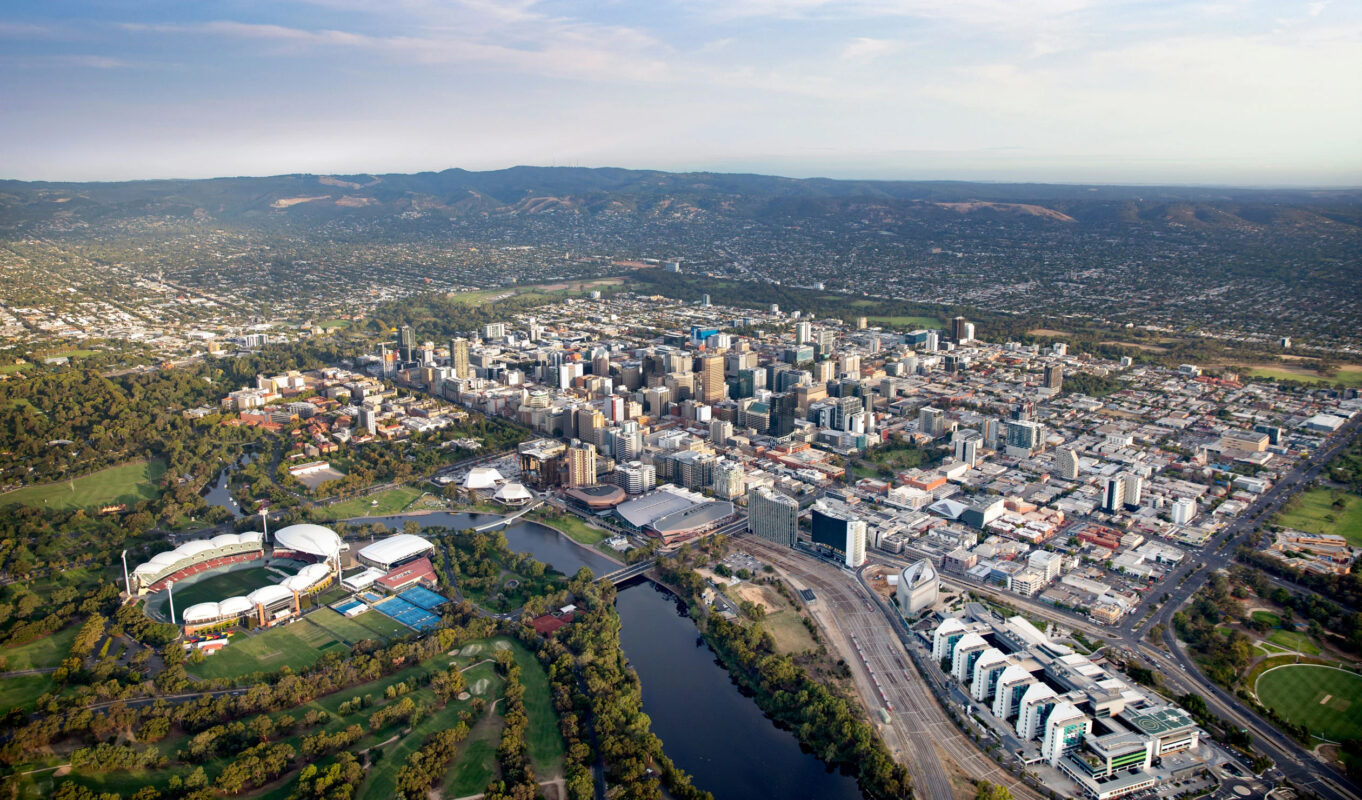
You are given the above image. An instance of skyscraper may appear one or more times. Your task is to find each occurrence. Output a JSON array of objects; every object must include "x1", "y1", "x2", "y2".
[
  {"x1": 449, "y1": 338, "x2": 470, "y2": 379},
  {"x1": 1005, "y1": 420, "x2": 1042, "y2": 455},
  {"x1": 566, "y1": 440, "x2": 597, "y2": 488},
  {"x1": 1056, "y1": 447, "x2": 1080, "y2": 480},
  {"x1": 795, "y1": 321, "x2": 813, "y2": 345},
  {"x1": 397, "y1": 325, "x2": 416, "y2": 363},
  {"x1": 698, "y1": 353, "x2": 726, "y2": 403},
  {"x1": 748, "y1": 486, "x2": 798, "y2": 548},
  {"x1": 1044, "y1": 364, "x2": 1063, "y2": 390},
  {"x1": 711, "y1": 461, "x2": 746, "y2": 499},
  {"x1": 952, "y1": 316, "x2": 970, "y2": 342},
  {"x1": 1102, "y1": 476, "x2": 1125, "y2": 513},
  {"x1": 919, "y1": 406, "x2": 945, "y2": 438}
]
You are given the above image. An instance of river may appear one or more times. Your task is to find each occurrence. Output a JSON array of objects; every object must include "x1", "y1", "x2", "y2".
[
  {"x1": 201, "y1": 452, "x2": 257, "y2": 518},
  {"x1": 352, "y1": 511, "x2": 864, "y2": 800}
]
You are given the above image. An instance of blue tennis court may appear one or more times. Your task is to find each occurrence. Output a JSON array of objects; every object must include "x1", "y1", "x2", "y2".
[
  {"x1": 374, "y1": 596, "x2": 441, "y2": 632},
  {"x1": 332, "y1": 599, "x2": 364, "y2": 615},
  {"x1": 398, "y1": 586, "x2": 449, "y2": 611}
]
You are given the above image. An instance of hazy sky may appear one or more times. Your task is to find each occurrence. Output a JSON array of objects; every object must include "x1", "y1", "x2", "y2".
[{"x1": 2, "y1": 0, "x2": 1359, "y2": 185}]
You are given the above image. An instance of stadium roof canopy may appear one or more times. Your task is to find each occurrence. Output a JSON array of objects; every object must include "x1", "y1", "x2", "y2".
[
  {"x1": 359, "y1": 533, "x2": 434, "y2": 568},
  {"x1": 648, "y1": 500, "x2": 734, "y2": 535},
  {"x1": 275, "y1": 524, "x2": 344, "y2": 559}
]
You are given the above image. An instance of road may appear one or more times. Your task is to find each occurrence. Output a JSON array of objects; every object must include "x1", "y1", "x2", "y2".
[{"x1": 742, "y1": 537, "x2": 1041, "y2": 800}]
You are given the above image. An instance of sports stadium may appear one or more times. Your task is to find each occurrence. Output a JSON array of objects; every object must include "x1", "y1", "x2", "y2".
[{"x1": 132, "y1": 524, "x2": 349, "y2": 635}]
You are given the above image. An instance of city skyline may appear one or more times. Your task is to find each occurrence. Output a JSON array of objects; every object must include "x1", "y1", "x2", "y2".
[{"x1": 2, "y1": 0, "x2": 1360, "y2": 185}]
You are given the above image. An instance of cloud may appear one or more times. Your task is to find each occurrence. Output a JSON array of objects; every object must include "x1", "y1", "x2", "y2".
[{"x1": 840, "y1": 37, "x2": 898, "y2": 60}]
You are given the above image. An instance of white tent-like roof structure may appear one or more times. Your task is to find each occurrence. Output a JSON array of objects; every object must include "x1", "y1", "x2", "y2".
[
  {"x1": 463, "y1": 467, "x2": 506, "y2": 489},
  {"x1": 358, "y1": 534, "x2": 434, "y2": 569},
  {"x1": 494, "y1": 482, "x2": 532, "y2": 503},
  {"x1": 274, "y1": 524, "x2": 345, "y2": 559}
]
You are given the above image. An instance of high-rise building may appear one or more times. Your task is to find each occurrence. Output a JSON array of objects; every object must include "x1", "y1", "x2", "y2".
[
  {"x1": 1041, "y1": 703, "x2": 1090, "y2": 766},
  {"x1": 1171, "y1": 497, "x2": 1196, "y2": 525},
  {"x1": 951, "y1": 316, "x2": 970, "y2": 342},
  {"x1": 953, "y1": 430, "x2": 982, "y2": 466},
  {"x1": 1044, "y1": 364, "x2": 1064, "y2": 390},
  {"x1": 795, "y1": 321, "x2": 813, "y2": 345},
  {"x1": 748, "y1": 486, "x2": 798, "y2": 548},
  {"x1": 615, "y1": 460, "x2": 655, "y2": 494},
  {"x1": 816, "y1": 328, "x2": 837, "y2": 358},
  {"x1": 709, "y1": 418, "x2": 733, "y2": 445},
  {"x1": 482, "y1": 322, "x2": 506, "y2": 340},
  {"x1": 770, "y1": 392, "x2": 799, "y2": 437},
  {"x1": 919, "y1": 406, "x2": 946, "y2": 438},
  {"x1": 1005, "y1": 420, "x2": 1042, "y2": 456},
  {"x1": 566, "y1": 440, "x2": 598, "y2": 488},
  {"x1": 698, "y1": 353, "x2": 726, "y2": 403},
  {"x1": 924, "y1": 330, "x2": 940, "y2": 352},
  {"x1": 518, "y1": 439, "x2": 567, "y2": 489},
  {"x1": 1056, "y1": 448, "x2": 1080, "y2": 480},
  {"x1": 1102, "y1": 475, "x2": 1125, "y2": 513},
  {"x1": 397, "y1": 325, "x2": 416, "y2": 363},
  {"x1": 1120, "y1": 472, "x2": 1143, "y2": 508},
  {"x1": 358, "y1": 406, "x2": 378, "y2": 435},
  {"x1": 575, "y1": 408, "x2": 604, "y2": 446},
  {"x1": 712, "y1": 461, "x2": 746, "y2": 499},
  {"x1": 449, "y1": 338, "x2": 471, "y2": 379},
  {"x1": 609, "y1": 420, "x2": 643, "y2": 461},
  {"x1": 811, "y1": 500, "x2": 867, "y2": 568},
  {"x1": 604, "y1": 395, "x2": 625, "y2": 422}
]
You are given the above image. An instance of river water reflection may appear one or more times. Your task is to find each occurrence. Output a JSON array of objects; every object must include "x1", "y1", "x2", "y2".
[{"x1": 349, "y1": 511, "x2": 864, "y2": 800}]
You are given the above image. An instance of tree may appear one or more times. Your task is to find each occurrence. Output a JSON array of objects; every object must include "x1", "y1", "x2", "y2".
[{"x1": 975, "y1": 781, "x2": 1013, "y2": 800}]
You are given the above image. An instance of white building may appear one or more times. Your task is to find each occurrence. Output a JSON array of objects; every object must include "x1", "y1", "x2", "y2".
[{"x1": 896, "y1": 559, "x2": 939, "y2": 615}]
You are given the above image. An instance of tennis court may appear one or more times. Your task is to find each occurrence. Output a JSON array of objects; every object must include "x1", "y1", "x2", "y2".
[
  {"x1": 374, "y1": 596, "x2": 441, "y2": 632},
  {"x1": 332, "y1": 599, "x2": 365, "y2": 615},
  {"x1": 398, "y1": 586, "x2": 449, "y2": 611}
]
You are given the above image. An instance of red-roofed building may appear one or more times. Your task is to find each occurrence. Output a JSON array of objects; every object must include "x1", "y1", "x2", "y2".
[
  {"x1": 376, "y1": 557, "x2": 437, "y2": 593},
  {"x1": 530, "y1": 608, "x2": 577, "y2": 636}
]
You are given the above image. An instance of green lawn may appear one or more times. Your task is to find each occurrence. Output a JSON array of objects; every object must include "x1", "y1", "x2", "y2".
[
  {"x1": 866, "y1": 315, "x2": 943, "y2": 329},
  {"x1": 0, "y1": 674, "x2": 56, "y2": 713},
  {"x1": 306, "y1": 607, "x2": 409, "y2": 644},
  {"x1": 0, "y1": 625, "x2": 79, "y2": 670},
  {"x1": 147, "y1": 565, "x2": 279, "y2": 624},
  {"x1": 0, "y1": 459, "x2": 166, "y2": 511},
  {"x1": 1251, "y1": 610, "x2": 1282, "y2": 627},
  {"x1": 533, "y1": 509, "x2": 606, "y2": 546},
  {"x1": 762, "y1": 610, "x2": 819, "y2": 655},
  {"x1": 505, "y1": 639, "x2": 565, "y2": 775},
  {"x1": 1274, "y1": 488, "x2": 1362, "y2": 546},
  {"x1": 320, "y1": 485, "x2": 435, "y2": 519},
  {"x1": 1256, "y1": 665, "x2": 1362, "y2": 741},
  {"x1": 1269, "y1": 629, "x2": 1321, "y2": 655},
  {"x1": 186, "y1": 617, "x2": 344, "y2": 680},
  {"x1": 1243, "y1": 367, "x2": 1362, "y2": 387}
]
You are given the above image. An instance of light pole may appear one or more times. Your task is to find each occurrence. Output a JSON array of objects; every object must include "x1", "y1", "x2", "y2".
[{"x1": 120, "y1": 549, "x2": 132, "y2": 596}]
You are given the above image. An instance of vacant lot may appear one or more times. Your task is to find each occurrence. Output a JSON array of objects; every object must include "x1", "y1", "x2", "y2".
[
  {"x1": 1257, "y1": 665, "x2": 1362, "y2": 741},
  {"x1": 0, "y1": 459, "x2": 166, "y2": 510},
  {"x1": 1274, "y1": 489, "x2": 1362, "y2": 546},
  {"x1": 763, "y1": 610, "x2": 819, "y2": 655}
]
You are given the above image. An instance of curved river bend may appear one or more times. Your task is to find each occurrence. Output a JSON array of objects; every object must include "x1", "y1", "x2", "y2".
[{"x1": 352, "y1": 511, "x2": 864, "y2": 800}]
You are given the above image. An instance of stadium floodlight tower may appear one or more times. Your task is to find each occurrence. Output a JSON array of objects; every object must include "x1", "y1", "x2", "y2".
[
  {"x1": 120, "y1": 549, "x2": 132, "y2": 596},
  {"x1": 167, "y1": 580, "x2": 176, "y2": 625},
  {"x1": 259, "y1": 507, "x2": 270, "y2": 543}
]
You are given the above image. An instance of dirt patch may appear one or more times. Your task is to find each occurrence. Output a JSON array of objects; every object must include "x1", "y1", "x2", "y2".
[
  {"x1": 1027, "y1": 328, "x2": 1070, "y2": 337},
  {"x1": 270, "y1": 195, "x2": 331, "y2": 208},
  {"x1": 730, "y1": 582, "x2": 781, "y2": 612}
]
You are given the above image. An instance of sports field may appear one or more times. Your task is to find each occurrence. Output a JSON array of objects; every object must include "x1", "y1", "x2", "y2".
[
  {"x1": 148, "y1": 565, "x2": 279, "y2": 624},
  {"x1": 1273, "y1": 489, "x2": 1362, "y2": 546},
  {"x1": 1256, "y1": 665, "x2": 1362, "y2": 741},
  {"x1": 1240, "y1": 365, "x2": 1362, "y2": 387},
  {"x1": 866, "y1": 314, "x2": 943, "y2": 329},
  {"x1": 0, "y1": 459, "x2": 166, "y2": 511},
  {"x1": 1268, "y1": 629, "x2": 1320, "y2": 655},
  {"x1": 320, "y1": 485, "x2": 445, "y2": 519},
  {"x1": 306, "y1": 607, "x2": 409, "y2": 643}
]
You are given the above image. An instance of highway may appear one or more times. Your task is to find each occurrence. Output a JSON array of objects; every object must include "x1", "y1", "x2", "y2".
[{"x1": 742, "y1": 537, "x2": 1041, "y2": 800}]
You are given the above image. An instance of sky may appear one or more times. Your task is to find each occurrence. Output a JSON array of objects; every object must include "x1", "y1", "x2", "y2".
[{"x1": 1, "y1": 0, "x2": 1359, "y2": 185}]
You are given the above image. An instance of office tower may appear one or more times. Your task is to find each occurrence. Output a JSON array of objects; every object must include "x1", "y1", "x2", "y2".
[
  {"x1": 1056, "y1": 447, "x2": 1080, "y2": 480},
  {"x1": 784, "y1": 345, "x2": 815, "y2": 364},
  {"x1": 725, "y1": 350, "x2": 757, "y2": 376},
  {"x1": 953, "y1": 430, "x2": 981, "y2": 466},
  {"x1": 981, "y1": 417, "x2": 999, "y2": 449},
  {"x1": 1045, "y1": 364, "x2": 1063, "y2": 390},
  {"x1": 855, "y1": 316, "x2": 868, "y2": 330},
  {"x1": 839, "y1": 354, "x2": 861, "y2": 379},
  {"x1": 592, "y1": 352, "x2": 611, "y2": 377},
  {"x1": 1171, "y1": 497, "x2": 1196, "y2": 524},
  {"x1": 397, "y1": 325, "x2": 416, "y2": 363},
  {"x1": 575, "y1": 407, "x2": 604, "y2": 446},
  {"x1": 961, "y1": 322, "x2": 975, "y2": 342},
  {"x1": 1120, "y1": 472, "x2": 1143, "y2": 508},
  {"x1": 702, "y1": 294, "x2": 711, "y2": 306},
  {"x1": 796, "y1": 321, "x2": 813, "y2": 345},
  {"x1": 615, "y1": 460, "x2": 655, "y2": 494},
  {"x1": 518, "y1": 439, "x2": 568, "y2": 489},
  {"x1": 482, "y1": 322, "x2": 506, "y2": 340},
  {"x1": 449, "y1": 338, "x2": 470, "y2": 379},
  {"x1": 673, "y1": 451, "x2": 715, "y2": 490},
  {"x1": 610, "y1": 420, "x2": 643, "y2": 461},
  {"x1": 924, "y1": 330, "x2": 939, "y2": 352},
  {"x1": 748, "y1": 486, "x2": 798, "y2": 547},
  {"x1": 417, "y1": 341, "x2": 435, "y2": 365},
  {"x1": 604, "y1": 395, "x2": 625, "y2": 422},
  {"x1": 1005, "y1": 420, "x2": 1042, "y2": 455},
  {"x1": 816, "y1": 329, "x2": 837, "y2": 358},
  {"x1": 771, "y1": 392, "x2": 799, "y2": 437},
  {"x1": 811, "y1": 501, "x2": 867, "y2": 568},
  {"x1": 1102, "y1": 476, "x2": 1125, "y2": 513},
  {"x1": 919, "y1": 406, "x2": 945, "y2": 438},
  {"x1": 566, "y1": 440, "x2": 598, "y2": 488},
  {"x1": 698, "y1": 353, "x2": 726, "y2": 403},
  {"x1": 952, "y1": 316, "x2": 970, "y2": 342},
  {"x1": 1053, "y1": 342, "x2": 1068, "y2": 356},
  {"x1": 358, "y1": 406, "x2": 377, "y2": 435},
  {"x1": 642, "y1": 386, "x2": 672, "y2": 416},
  {"x1": 709, "y1": 418, "x2": 733, "y2": 445},
  {"x1": 712, "y1": 461, "x2": 746, "y2": 499},
  {"x1": 944, "y1": 354, "x2": 960, "y2": 374}
]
